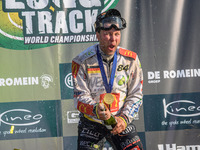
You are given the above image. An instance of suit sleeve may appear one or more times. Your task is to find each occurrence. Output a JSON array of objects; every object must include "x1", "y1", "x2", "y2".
[
  {"x1": 72, "y1": 60, "x2": 97, "y2": 117},
  {"x1": 119, "y1": 55, "x2": 143, "y2": 124}
]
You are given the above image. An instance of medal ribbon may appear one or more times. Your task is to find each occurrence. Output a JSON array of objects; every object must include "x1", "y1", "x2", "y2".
[{"x1": 96, "y1": 46, "x2": 117, "y2": 93}]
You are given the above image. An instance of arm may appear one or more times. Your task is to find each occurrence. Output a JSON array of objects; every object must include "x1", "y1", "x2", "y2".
[
  {"x1": 120, "y1": 55, "x2": 143, "y2": 124},
  {"x1": 112, "y1": 56, "x2": 143, "y2": 134},
  {"x1": 72, "y1": 60, "x2": 112, "y2": 120},
  {"x1": 72, "y1": 60, "x2": 97, "y2": 117}
]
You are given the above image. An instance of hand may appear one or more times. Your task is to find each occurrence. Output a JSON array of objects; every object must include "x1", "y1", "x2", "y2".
[
  {"x1": 111, "y1": 116, "x2": 126, "y2": 135},
  {"x1": 97, "y1": 103, "x2": 111, "y2": 120}
]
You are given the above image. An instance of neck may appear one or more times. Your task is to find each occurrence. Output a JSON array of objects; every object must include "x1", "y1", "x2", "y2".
[{"x1": 98, "y1": 46, "x2": 115, "y2": 62}]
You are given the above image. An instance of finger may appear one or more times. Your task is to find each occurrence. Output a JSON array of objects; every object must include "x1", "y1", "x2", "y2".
[
  {"x1": 111, "y1": 128, "x2": 120, "y2": 135},
  {"x1": 98, "y1": 111, "x2": 108, "y2": 120},
  {"x1": 111, "y1": 123, "x2": 123, "y2": 135},
  {"x1": 111, "y1": 125, "x2": 119, "y2": 134},
  {"x1": 98, "y1": 103, "x2": 105, "y2": 111},
  {"x1": 104, "y1": 104, "x2": 109, "y2": 110}
]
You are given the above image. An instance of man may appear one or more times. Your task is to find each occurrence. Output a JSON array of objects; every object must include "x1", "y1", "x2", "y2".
[{"x1": 72, "y1": 9, "x2": 143, "y2": 150}]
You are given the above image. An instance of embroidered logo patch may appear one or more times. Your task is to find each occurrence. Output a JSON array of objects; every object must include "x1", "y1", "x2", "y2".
[
  {"x1": 87, "y1": 66, "x2": 101, "y2": 74},
  {"x1": 72, "y1": 61, "x2": 80, "y2": 78},
  {"x1": 119, "y1": 48, "x2": 137, "y2": 59}
]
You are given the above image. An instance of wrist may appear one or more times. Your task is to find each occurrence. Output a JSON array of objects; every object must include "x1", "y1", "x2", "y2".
[
  {"x1": 93, "y1": 103, "x2": 99, "y2": 118},
  {"x1": 118, "y1": 114, "x2": 129, "y2": 127}
]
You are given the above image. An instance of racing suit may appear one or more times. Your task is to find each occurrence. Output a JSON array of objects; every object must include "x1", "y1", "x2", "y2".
[{"x1": 72, "y1": 44, "x2": 143, "y2": 150}]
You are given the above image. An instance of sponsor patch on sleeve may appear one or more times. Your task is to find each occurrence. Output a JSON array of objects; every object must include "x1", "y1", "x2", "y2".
[
  {"x1": 72, "y1": 61, "x2": 80, "y2": 78},
  {"x1": 77, "y1": 101, "x2": 94, "y2": 116},
  {"x1": 119, "y1": 48, "x2": 137, "y2": 60}
]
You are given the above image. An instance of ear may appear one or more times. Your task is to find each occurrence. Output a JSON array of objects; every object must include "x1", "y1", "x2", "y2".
[{"x1": 96, "y1": 31, "x2": 100, "y2": 41}]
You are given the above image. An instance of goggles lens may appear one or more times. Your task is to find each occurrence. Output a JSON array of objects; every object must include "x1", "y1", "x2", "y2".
[{"x1": 99, "y1": 16, "x2": 126, "y2": 30}]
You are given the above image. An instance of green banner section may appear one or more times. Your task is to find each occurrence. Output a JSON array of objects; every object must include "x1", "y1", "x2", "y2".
[{"x1": 0, "y1": 47, "x2": 60, "y2": 102}]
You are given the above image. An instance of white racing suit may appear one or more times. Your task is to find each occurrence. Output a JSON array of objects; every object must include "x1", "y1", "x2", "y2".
[{"x1": 72, "y1": 44, "x2": 143, "y2": 150}]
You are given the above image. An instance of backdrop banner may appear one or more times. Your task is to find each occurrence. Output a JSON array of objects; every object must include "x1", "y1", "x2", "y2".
[{"x1": 0, "y1": 0, "x2": 200, "y2": 150}]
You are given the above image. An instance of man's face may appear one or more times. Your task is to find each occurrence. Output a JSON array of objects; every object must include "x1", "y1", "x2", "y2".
[{"x1": 96, "y1": 28, "x2": 121, "y2": 55}]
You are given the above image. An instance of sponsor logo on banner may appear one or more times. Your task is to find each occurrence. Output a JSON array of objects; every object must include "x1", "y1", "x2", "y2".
[
  {"x1": 158, "y1": 144, "x2": 200, "y2": 150},
  {"x1": 163, "y1": 99, "x2": 200, "y2": 118},
  {"x1": 143, "y1": 93, "x2": 200, "y2": 131},
  {"x1": 40, "y1": 74, "x2": 53, "y2": 89},
  {"x1": 0, "y1": 74, "x2": 53, "y2": 89},
  {"x1": 147, "y1": 68, "x2": 200, "y2": 83},
  {"x1": 67, "y1": 110, "x2": 80, "y2": 124},
  {"x1": 60, "y1": 63, "x2": 74, "y2": 99},
  {"x1": 0, "y1": 0, "x2": 119, "y2": 50},
  {"x1": 65, "y1": 73, "x2": 73, "y2": 89},
  {"x1": 0, "y1": 100, "x2": 62, "y2": 140},
  {"x1": 0, "y1": 109, "x2": 42, "y2": 126}
]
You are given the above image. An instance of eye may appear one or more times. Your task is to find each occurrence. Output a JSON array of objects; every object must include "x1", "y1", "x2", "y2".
[
  {"x1": 103, "y1": 32, "x2": 109, "y2": 35},
  {"x1": 115, "y1": 32, "x2": 120, "y2": 36}
]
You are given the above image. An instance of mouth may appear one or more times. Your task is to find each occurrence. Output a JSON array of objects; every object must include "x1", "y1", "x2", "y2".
[{"x1": 109, "y1": 45, "x2": 115, "y2": 49}]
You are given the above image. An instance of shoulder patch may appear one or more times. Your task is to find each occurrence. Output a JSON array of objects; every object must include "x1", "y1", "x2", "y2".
[
  {"x1": 119, "y1": 48, "x2": 137, "y2": 60},
  {"x1": 72, "y1": 61, "x2": 80, "y2": 78},
  {"x1": 78, "y1": 45, "x2": 96, "y2": 62}
]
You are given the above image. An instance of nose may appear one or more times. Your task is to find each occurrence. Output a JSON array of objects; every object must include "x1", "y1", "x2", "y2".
[{"x1": 110, "y1": 34, "x2": 115, "y2": 41}]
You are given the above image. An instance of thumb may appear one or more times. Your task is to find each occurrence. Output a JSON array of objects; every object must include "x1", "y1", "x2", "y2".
[{"x1": 98, "y1": 103, "x2": 106, "y2": 111}]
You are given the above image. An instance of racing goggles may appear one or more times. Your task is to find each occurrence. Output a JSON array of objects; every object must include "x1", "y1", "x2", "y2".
[{"x1": 96, "y1": 16, "x2": 126, "y2": 31}]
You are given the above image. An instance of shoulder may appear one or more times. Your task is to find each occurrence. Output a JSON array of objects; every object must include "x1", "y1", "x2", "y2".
[
  {"x1": 118, "y1": 47, "x2": 137, "y2": 60},
  {"x1": 73, "y1": 44, "x2": 97, "y2": 64}
]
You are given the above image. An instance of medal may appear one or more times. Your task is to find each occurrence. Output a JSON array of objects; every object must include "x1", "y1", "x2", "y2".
[{"x1": 103, "y1": 93, "x2": 114, "y2": 105}]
